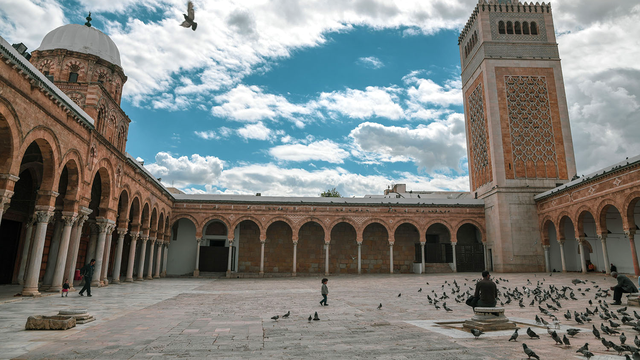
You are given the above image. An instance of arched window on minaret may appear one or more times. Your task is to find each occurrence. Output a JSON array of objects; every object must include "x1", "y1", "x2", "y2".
[
  {"x1": 68, "y1": 64, "x2": 79, "y2": 82},
  {"x1": 523, "y1": 22, "x2": 530, "y2": 35},
  {"x1": 514, "y1": 21, "x2": 521, "y2": 35},
  {"x1": 498, "y1": 21, "x2": 506, "y2": 34},
  {"x1": 530, "y1": 22, "x2": 538, "y2": 35},
  {"x1": 506, "y1": 21, "x2": 514, "y2": 34},
  {"x1": 97, "y1": 105, "x2": 106, "y2": 132}
]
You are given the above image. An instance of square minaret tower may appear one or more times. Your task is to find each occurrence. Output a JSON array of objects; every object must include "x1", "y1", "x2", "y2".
[{"x1": 459, "y1": 0, "x2": 576, "y2": 271}]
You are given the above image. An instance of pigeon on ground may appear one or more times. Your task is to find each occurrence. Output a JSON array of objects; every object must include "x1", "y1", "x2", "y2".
[
  {"x1": 582, "y1": 350, "x2": 595, "y2": 359},
  {"x1": 527, "y1": 327, "x2": 540, "y2": 339},
  {"x1": 398, "y1": 293, "x2": 402, "y2": 297},
  {"x1": 566, "y1": 328, "x2": 581, "y2": 337},
  {"x1": 592, "y1": 325, "x2": 601, "y2": 339},
  {"x1": 562, "y1": 334, "x2": 571, "y2": 346},
  {"x1": 471, "y1": 328, "x2": 483, "y2": 339},
  {"x1": 313, "y1": 312, "x2": 320, "y2": 321},
  {"x1": 509, "y1": 328, "x2": 519, "y2": 342},
  {"x1": 271, "y1": 315, "x2": 279, "y2": 321},
  {"x1": 308, "y1": 315, "x2": 312, "y2": 322},
  {"x1": 621, "y1": 332, "x2": 627, "y2": 345},
  {"x1": 522, "y1": 343, "x2": 540, "y2": 359},
  {"x1": 377, "y1": 303, "x2": 382, "y2": 310},
  {"x1": 282, "y1": 311, "x2": 290, "y2": 318},
  {"x1": 602, "y1": 337, "x2": 613, "y2": 350},
  {"x1": 576, "y1": 343, "x2": 589, "y2": 353},
  {"x1": 551, "y1": 331, "x2": 563, "y2": 345},
  {"x1": 180, "y1": 1, "x2": 197, "y2": 31},
  {"x1": 418, "y1": 288, "x2": 422, "y2": 292},
  {"x1": 635, "y1": 335, "x2": 640, "y2": 348}
]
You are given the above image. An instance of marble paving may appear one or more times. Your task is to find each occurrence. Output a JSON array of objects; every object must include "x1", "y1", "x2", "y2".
[{"x1": 0, "y1": 272, "x2": 637, "y2": 359}]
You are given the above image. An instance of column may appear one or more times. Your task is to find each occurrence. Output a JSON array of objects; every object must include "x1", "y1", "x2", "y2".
[
  {"x1": 86, "y1": 223, "x2": 98, "y2": 265},
  {"x1": 111, "y1": 229, "x2": 127, "y2": 284},
  {"x1": 421, "y1": 242, "x2": 426, "y2": 275},
  {"x1": 558, "y1": 240, "x2": 567, "y2": 272},
  {"x1": 49, "y1": 214, "x2": 76, "y2": 292},
  {"x1": 626, "y1": 230, "x2": 639, "y2": 276},
  {"x1": 389, "y1": 243, "x2": 394, "y2": 274},
  {"x1": 357, "y1": 242, "x2": 362, "y2": 274},
  {"x1": 598, "y1": 234, "x2": 611, "y2": 274},
  {"x1": 324, "y1": 242, "x2": 330, "y2": 276},
  {"x1": 162, "y1": 242, "x2": 169, "y2": 277},
  {"x1": 0, "y1": 189, "x2": 14, "y2": 226},
  {"x1": 194, "y1": 238, "x2": 201, "y2": 277},
  {"x1": 543, "y1": 244, "x2": 551, "y2": 273},
  {"x1": 17, "y1": 217, "x2": 35, "y2": 285},
  {"x1": 259, "y1": 239, "x2": 265, "y2": 276},
  {"x1": 66, "y1": 214, "x2": 88, "y2": 290},
  {"x1": 101, "y1": 226, "x2": 116, "y2": 285},
  {"x1": 136, "y1": 236, "x2": 149, "y2": 280},
  {"x1": 146, "y1": 237, "x2": 156, "y2": 280},
  {"x1": 42, "y1": 216, "x2": 63, "y2": 289},
  {"x1": 22, "y1": 210, "x2": 53, "y2": 296},
  {"x1": 577, "y1": 238, "x2": 587, "y2": 274},
  {"x1": 292, "y1": 241, "x2": 298, "y2": 277},
  {"x1": 483, "y1": 245, "x2": 489, "y2": 271},
  {"x1": 92, "y1": 219, "x2": 112, "y2": 286},
  {"x1": 154, "y1": 241, "x2": 162, "y2": 278},
  {"x1": 451, "y1": 243, "x2": 458, "y2": 273},
  {"x1": 125, "y1": 233, "x2": 139, "y2": 282}
]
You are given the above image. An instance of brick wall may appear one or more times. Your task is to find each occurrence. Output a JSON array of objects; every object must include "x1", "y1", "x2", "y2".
[
  {"x1": 238, "y1": 221, "x2": 260, "y2": 273},
  {"x1": 329, "y1": 222, "x2": 358, "y2": 274},
  {"x1": 264, "y1": 221, "x2": 293, "y2": 273},
  {"x1": 297, "y1": 222, "x2": 325, "y2": 273}
]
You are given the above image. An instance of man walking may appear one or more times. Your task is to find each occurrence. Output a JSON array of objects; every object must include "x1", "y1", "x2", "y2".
[
  {"x1": 474, "y1": 270, "x2": 497, "y2": 307},
  {"x1": 610, "y1": 271, "x2": 637, "y2": 305},
  {"x1": 79, "y1": 259, "x2": 95, "y2": 297}
]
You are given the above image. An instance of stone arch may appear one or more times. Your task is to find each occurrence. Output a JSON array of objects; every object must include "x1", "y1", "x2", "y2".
[
  {"x1": 294, "y1": 217, "x2": 329, "y2": 235},
  {"x1": 90, "y1": 163, "x2": 114, "y2": 218},
  {"x1": 117, "y1": 188, "x2": 130, "y2": 227},
  {"x1": 0, "y1": 107, "x2": 19, "y2": 175},
  {"x1": 393, "y1": 222, "x2": 421, "y2": 273},
  {"x1": 623, "y1": 192, "x2": 640, "y2": 230},
  {"x1": 361, "y1": 221, "x2": 390, "y2": 273},
  {"x1": 328, "y1": 217, "x2": 361, "y2": 238},
  {"x1": 263, "y1": 216, "x2": 295, "y2": 234},
  {"x1": 14, "y1": 128, "x2": 61, "y2": 192},
  {"x1": 452, "y1": 219, "x2": 485, "y2": 242},
  {"x1": 360, "y1": 218, "x2": 392, "y2": 235},
  {"x1": 391, "y1": 219, "x2": 423, "y2": 239},
  {"x1": 129, "y1": 196, "x2": 141, "y2": 230},
  {"x1": 540, "y1": 218, "x2": 554, "y2": 245},
  {"x1": 171, "y1": 214, "x2": 200, "y2": 231},
  {"x1": 554, "y1": 211, "x2": 572, "y2": 230},
  {"x1": 58, "y1": 157, "x2": 82, "y2": 210},
  {"x1": 230, "y1": 215, "x2": 264, "y2": 234},
  {"x1": 201, "y1": 216, "x2": 232, "y2": 235},
  {"x1": 574, "y1": 206, "x2": 596, "y2": 236},
  {"x1": 595, "y1": 198, "x2": 621, "y2": 234},
  {"x1": 329, "y1": 221, "x2": 358, "y2": 274},
  {"x1": 157, "y1": 212, "x2": 165, "y2": 238},
  {"x1": 425, "y1": 219, "x2": 454, "y2": 235},
  {"x1": 140, "y1": 202, "x2": 151, "y2": 235},
  {"x1": 0, "y1": 95, "x2": 24, "y2": 141},
  {"x1": 297, "y1": 220, "x2": 327, "y2": 274},
  {"x1": 150, "y1": 207, "x2": 159, "y2": 236}
]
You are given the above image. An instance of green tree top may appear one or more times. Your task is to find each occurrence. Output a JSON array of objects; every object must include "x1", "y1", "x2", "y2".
[{"x1": 320, "y1": 187, "x2": 341, "y2": 197}]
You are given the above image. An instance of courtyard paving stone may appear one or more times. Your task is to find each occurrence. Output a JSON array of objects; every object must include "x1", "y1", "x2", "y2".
[{"x1": 0, "y1": 272, "x2": 636, "y2": 359}]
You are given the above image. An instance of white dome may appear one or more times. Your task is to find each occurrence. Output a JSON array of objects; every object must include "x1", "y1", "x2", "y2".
[{"x1": 37, "y1": 24, "x2": 121, "y2": 67}]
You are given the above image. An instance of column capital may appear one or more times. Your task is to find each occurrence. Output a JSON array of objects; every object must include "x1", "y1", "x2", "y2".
[
  {"x1": 557, "y1": 239, "x2": 565, "y2": 244},
  {"x1": 60, "y1": 214, "x2": 77, "y2": 227},
  {"x1": 130, "y1": 232, "x2": 140, "y2": 241},
  {"x1": 0, "y1": 189, "x2": 13, "y2": 211},
  {"x1": 542, "y1": 244, "x2": 550, "y2": 249},
  {"x1": 117, "y1": 228, "x2": 128, "y2": 237},
  {"x1": 389, "y1": 242, "x2": 394, "y2": 246},
  {"x1": 149, "y1": 237, "x2": 157, "y2": 244},
  {"x1": 451, "y1": 242, "x2": 457, "y2": 247},
  {"x1": 95, "y1": 218, "x2": 113, "y2": 234},
  {"x1": 576, "y1": 237, "x2": 586, "y2": 244},
  {"x1": 292, "y1": 240, "x2": 298, "y2": 246},
  {"x1": 260, "y1": 239, "x2": 266, "y2": 245},
  {"x1": 625, "y1": 229, "x2": 636, "y2": 238},
  {"x1": 140, "y1": 235, "x2": 149, "y2": 243},
  {"x1": 597, "y1": 233, "x2": 607, "y2": 241},
  {"x1": 356, "y1": 241, "x2": 362, "y2": 246},
  {"x1": 259, "y1": 235, "x2": 266, "y2": 242},
  {"x1": 34, "y1": 210, "x2": 54, "y2": 223},
  {"x1": 164, "y1": 242, "x2": 169, "y2": 249}
]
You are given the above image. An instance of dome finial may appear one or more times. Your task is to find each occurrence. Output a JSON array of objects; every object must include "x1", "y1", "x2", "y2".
[{"x1": 85, "y1": 12, "x2": 92, "y2": 27}]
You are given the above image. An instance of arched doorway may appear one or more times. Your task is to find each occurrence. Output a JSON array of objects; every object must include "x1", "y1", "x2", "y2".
[
  {"x1": 425, "y1": 223, "x2": 452, "y2": 270},
  {"x1": 361, "y1": 222, "x2": 388, "y2": 273},
  {"x1": 200, "y1": 220, "x2": 230, "y2": 272},
  {"x1": 297, "y1": 221, "x2": 325, "y2": 273},
  {"x1": 329, "y1": 222, "x2": 357, "y2": 274},
  {"x1": 263, "y1": 221, "x2": 292, "y2": 273},
  {"x1": 394, "y1": 223, "x2": 420, "y2": 273},
  {"x1": 455, "y1": 223, "x2": 484, "y2": 272},
  {"x1": 167, "y1": 218, "x2": 197, "y2": 276},
  {"x1": 601, "y1": 205, "x2": 629, "y2": 273},
  {"x1": 237, "y1": 220, "x2": 261, "y2": 273}
]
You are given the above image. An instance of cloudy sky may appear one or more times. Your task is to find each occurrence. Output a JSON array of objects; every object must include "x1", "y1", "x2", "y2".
[{"x1": 1, "y1": 0, "x2": 639, "y2": 197}]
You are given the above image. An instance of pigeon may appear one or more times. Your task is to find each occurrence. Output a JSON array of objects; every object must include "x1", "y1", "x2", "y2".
[
  {"x1": 180, "y1": 1, "x2": 198, "y2": 31},
  {"x1": 471, "y1": 328, "x2": 483, "y2": 339},
  {"x1": 271, "y1": 315, "x2": 279, "y2": 321},
  {"x1": 602, "y1": 337, "x2": 613, "y2": 350},
  {"x1": 313, "y1": 312, "x2": 320, "y2": 321},
  {"x1": 551, "y1": 331, "x2": 563, "y2": 345},
  {"x1": 526, "y1": 327, "x2": 540, "y2": 339},
  {"x1": 418, "y1": 288, "x2": 422, "y2": 292},
  {"x1": 566, "y1": 328, "x2": 581, "y2": 337},
  {"x1": 377, "y1": 303, "x2": 382, "y2": 310},
  {"x1": 582, "y1": 350, "x2": 595, "y2": 359},
  {"x1": 576, "y1": 343, "x2": 589, "y2": 353},
  {"x1": 308, "y1": 315, "x2": 312, "y2": 322},
  {"x1": 635, "y1": 335, "x2": 640, "y2": 348},
  {"x1": 398, "y1": 293, "x2": 402, "y2": 297},
  {"x1": 610, "y1": 320, "x2": 621, "y2": 328},
  {"x1": 282, "y1": 311, "x2": 290, "y2": 318},
  {"x1": 621, "y1": 332, "x2": 627, "y2": 345},
  {"x1": 522, "y1": 343, "x2": 540, "y2": 359},
  {"x1": 592, "y1": 324, "x2": 601, "y2": 339},
  {"x1": 509, "y1": 328, "x2": 519, "y2": 342},
  {"x1": 562, "y1": 334, "x2": 571, "y2": 346}
]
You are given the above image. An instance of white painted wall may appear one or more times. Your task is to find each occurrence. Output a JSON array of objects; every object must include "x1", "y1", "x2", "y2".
[{"x1": 167, "y1": 219, "x2": 197, "y2": 276}]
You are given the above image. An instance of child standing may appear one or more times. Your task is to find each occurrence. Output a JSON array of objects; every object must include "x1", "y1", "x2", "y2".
[
  {"x1": 62, "y1": 279, "x2": 70, "y2": 297},
  {"x1": 320, "y1": 278, "x2": 329, "y2": 306}
]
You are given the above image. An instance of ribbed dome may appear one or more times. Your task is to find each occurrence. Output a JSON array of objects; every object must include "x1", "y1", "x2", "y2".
[{"x1": 37, "y1": 24, "x2": 121, "y2": 67}]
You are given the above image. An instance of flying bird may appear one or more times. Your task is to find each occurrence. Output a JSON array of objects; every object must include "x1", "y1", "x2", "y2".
[{"x1": 180, "y1": 1, "x2": 198, "y2": 31}]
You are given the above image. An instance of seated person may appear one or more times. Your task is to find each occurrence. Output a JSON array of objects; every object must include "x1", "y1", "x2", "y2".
[
  {"x1": 474, "y1": 270, "x2": 497, "y2": 307},
  {"x1": 586, "y1": 260, "x2": 595, "y2": 272},
  {"x1": 610, "y1": 271, "x2": 638, "y2": 305},
  {"x1": 611, "y1": 263, "x2": 618, "y2": 273}
]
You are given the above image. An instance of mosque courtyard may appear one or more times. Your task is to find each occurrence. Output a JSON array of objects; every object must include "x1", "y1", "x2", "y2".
[{"x1": 0, "y1": 273, "x2": 635, "y2": 360}]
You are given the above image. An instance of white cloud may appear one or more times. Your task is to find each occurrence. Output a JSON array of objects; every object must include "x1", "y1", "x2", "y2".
[
  {"x1": 211, "y1": 84, "x2": 313, "y2": 126},
  {"x1": 269, "y1": 140, "x2": 349, "y2": 163},
  {"x1": 0, "y1": 0, "x2": 66, "y2": 49},
  {"x1": 194, "y1": 130, "x2": 219, "y2": 140},
  {"x1": 236, "y1": 121, "x2": 274, "y2": 141},
  {"x1": 349, "y1": 114, "x2": 467, "y2": 171},
  {"x1": 145, "y1": 152, "x2": 224, "y2": 188},
  {"x1": 404, "y1": 74, "x2": 462, "y2": 108},
  {"x1": 357, "y1": 56, "x2": 384, "y2": 69},
  {"x1": 317, "y1": 86, "x2": 405, "y2": 120}
]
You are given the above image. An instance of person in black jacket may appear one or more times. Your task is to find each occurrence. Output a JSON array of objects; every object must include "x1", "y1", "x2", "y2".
[
  {"x1": 474, "y1": 270, "x2": 497, "y2": 307},
  {"x1": 78, "y1": 259, "x2": 95, "y2": 297},
  {"x1": 610, "y1": 271, "x2": 638, "y2": 305}
]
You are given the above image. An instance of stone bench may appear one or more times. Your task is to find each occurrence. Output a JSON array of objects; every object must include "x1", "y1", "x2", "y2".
[
  {"x1": 463, "y1": 307, "x2": 516, "y2": 331},
  {"x1": 627, "y1": 293, "x2": 640, "y2": 307},
  {"x1": 25, "y1": 315, "x2": 76, "y2": 330}
]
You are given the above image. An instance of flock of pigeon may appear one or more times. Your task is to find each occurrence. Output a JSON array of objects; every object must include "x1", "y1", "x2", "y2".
[{"x1": 267, "y1": 274, "x2": 640, "y2": 359}]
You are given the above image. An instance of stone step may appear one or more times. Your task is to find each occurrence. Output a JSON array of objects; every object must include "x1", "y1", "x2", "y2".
[{"x1": 424, "y1": 263, "x2": 454, "y2": 273}]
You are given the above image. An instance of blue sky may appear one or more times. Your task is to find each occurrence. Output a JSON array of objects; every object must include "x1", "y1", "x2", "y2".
[{"x1": 2, "y1": 0, "x2": 640, "y2": 196}]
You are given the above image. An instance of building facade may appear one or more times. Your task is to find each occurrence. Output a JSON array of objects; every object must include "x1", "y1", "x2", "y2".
[{"x1": 0, "y1": 1, "x2": 638, "y2": 296}]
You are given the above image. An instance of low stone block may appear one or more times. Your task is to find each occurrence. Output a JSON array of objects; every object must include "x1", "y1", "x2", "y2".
[
  {"x1": 25, "y1": 315, "x2": 76, "y2": 330},
  {"x1": 462, "y1": 307, "x2": 516, "y2": 331}
]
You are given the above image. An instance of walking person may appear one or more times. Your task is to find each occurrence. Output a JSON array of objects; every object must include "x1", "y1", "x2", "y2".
[
  {"x1": 78, "y1": 259, "x2": 95, "y2": 297},
  {"x1": 62, "y1": 279, "x2": 70, "y2": 297},
  {"x1": 610, "y1": 271, "x2": 638, "y2": 305},
  {"x1": 320, "y1": 278, "x2": 329, "y2": 306}
]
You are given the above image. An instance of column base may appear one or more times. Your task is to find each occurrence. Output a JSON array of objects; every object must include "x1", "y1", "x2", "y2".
[
  {"x1": 226, "y1": 270, "x2": 231, "y2": 278},
  {"x1": 22, "y1": 288, "x2": 41, "y2": 297},
  {"x1": 145, "y1": 276, "x2": 153, "y2": 280},
  {"x1": 47, "y1": 286, "x2": 62, "y2": 292},
  {"x1": 111, "y1": 279, "x2": 120, "y2": 284},
  {"x1": 193, "y1": 270, "x2": 199, "y2": 277},
  {"x1": 135, "y1": 277, "x2": 144, "y2": 281},
  {"x1": 125, "y1": 278, "x2": 134, "y2": 282},
  {"x1": 91, "y1": 280, "x2": 100, "y2": 286},
  {"x1": 161, "y1": 271, "x2": 166, "y2": 277},
  {"x1": 103, "y1": 279, "x2": 109, "y2": 286},
  {"x1": 259, "y1": 272, "x2": 264, "y2": 277},
  {"x1": 291, "y1": 273, "x2": 296, "y2": 277},
  {"x1": 153, "y1": 275, "x2": 160, "y2": 279}
]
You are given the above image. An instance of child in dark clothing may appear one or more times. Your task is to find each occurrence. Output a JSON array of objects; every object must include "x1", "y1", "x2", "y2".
[
  {"x1": 62, "y1": 279, "x2": 70, "y2": 297},
  {"x1": 320, "y1": 278, "x2": 329, "y2": 306}
]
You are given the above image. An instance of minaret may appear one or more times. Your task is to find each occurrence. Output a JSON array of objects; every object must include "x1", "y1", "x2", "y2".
[{"x1": 459, "y1": 1, "x2": 576, "y2": 271}]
